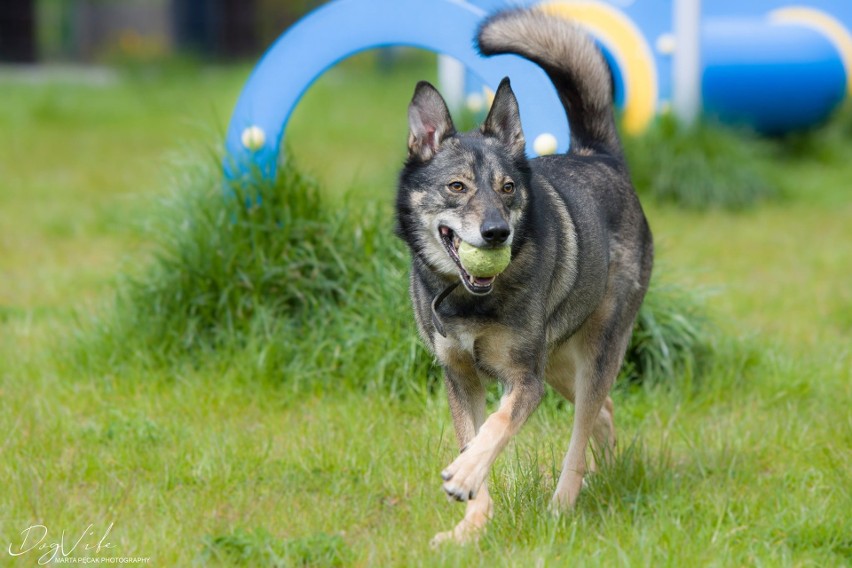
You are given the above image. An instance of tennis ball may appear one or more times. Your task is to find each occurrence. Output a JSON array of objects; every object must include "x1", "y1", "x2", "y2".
[
  {"x1": 533, "y1": 132, "x2": 558, "y2": 155},
  {"x1": 241, "y1": 126, "x2": 266, "y2": 151},
  {"x1": 457, "y1": 242, "x2": 511, "y2": 277}
]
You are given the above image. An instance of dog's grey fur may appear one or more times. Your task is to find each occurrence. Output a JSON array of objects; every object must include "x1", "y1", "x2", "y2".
[{"x1": 395, "y1": 8, "x2": 653, "y2": 544}]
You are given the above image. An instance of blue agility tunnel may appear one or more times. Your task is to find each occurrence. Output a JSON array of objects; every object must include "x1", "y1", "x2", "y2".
[{"x1": 702, "y1": 17, "x2": 847, "y2": 134}]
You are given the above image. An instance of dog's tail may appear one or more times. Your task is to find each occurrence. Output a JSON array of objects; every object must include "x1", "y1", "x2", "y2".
[{"x1": 477, "y1": 7, "x2": 621, "y2": 156}]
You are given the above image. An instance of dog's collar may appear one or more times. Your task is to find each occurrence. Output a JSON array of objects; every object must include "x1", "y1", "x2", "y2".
[{"x1": 430, "y1": 282, "x2": 459, "y2": 338}]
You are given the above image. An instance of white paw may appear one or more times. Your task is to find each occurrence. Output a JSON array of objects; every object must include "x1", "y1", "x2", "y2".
[
  {"x1": 440, "y1": 453, "x2": 488, "y2": 502},
  {"x1": 550, "y1": 472, "x2": 587, "y2": 512},
  {"x1": 429, "y1": 529, "x2": 457, "y2": 547},
  {"x1": 430, "y1": 521, "x2": 483, "y2": 547}
]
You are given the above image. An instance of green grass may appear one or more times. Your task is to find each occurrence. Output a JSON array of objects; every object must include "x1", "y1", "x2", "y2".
[
  {"x1": 623, "y1": 114, "x2": 779, "y2": 211},
  {"x1": 1, "y1": 52, "x2": 850, "y2": 566},
  {"x1": 73, "y1": 156, "x2": 437, "y2": 397},
  {"x1": 78, "y1": 150, "x2": 708, "y2": 394}
]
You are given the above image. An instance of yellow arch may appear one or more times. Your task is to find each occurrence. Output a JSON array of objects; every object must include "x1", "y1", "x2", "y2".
[
  {"x1": 770, "y1": 6, "x2": 852, "y2": 97},
  {"x1": 538, "y1": 0, "x2": 658, "y2": 134}
]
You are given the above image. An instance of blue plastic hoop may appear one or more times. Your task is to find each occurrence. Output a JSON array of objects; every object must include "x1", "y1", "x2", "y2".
[{"x1": 223, "y1": 0, "x2": 568, "y2": 182}]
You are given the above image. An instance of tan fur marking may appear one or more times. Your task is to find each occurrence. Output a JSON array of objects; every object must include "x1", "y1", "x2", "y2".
[
  {"x1": 475, "y1": 324, "x2": 519, "y2": 372},
  {"x1": 545, "y1": 343, "x2": 577, "y2": 402},
  {"x1": 540, "y1": 180, "x2": 579, "y2": 332},
  {"x1": 410, "y1": 191, "x2": 426, "y2": 208},
  {"x1": 435, "y1": 334, "x2": 476, "y2": 372}
]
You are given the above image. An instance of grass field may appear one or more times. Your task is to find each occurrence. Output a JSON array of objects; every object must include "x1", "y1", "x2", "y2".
[{"x1": 1, "y1": 53, "x2": 850, "y2": 566}]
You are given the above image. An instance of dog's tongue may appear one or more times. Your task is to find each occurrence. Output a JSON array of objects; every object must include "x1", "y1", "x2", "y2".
[{"x1": 472, "y1": 275, "x2": 495, "y2": 287}]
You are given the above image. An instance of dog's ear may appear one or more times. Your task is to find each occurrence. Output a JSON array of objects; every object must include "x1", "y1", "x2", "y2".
[
  {"x1": 482, "y1": 77, "x2": 525, "y2": 157},
  {"x1": 408, "y1": 81, "x2": 455, "y2": 162}
]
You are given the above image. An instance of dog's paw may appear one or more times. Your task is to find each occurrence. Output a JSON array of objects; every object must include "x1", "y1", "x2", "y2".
[
  {"x1": 549, "y1": 473, "x2": 588, "y2": 513},
  {"x1": 430, "y1": 528, "x2": 462, "y2": 547},
  {"x1": 429, "y1": 521, "x2": 483, "y2": 547},
  {"x1": 548, "y1": 494, "x2": 572, "y2": 515},
  {"x1": 440, "y1": 454, "x2": 488, "y2": 502}
]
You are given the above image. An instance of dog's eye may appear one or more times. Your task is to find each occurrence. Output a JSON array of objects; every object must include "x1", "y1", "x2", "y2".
[
  {"x1": 502, "y1": 182, "x2": 515, "y2": 194},
  {"x1": 447, "y1": 181, "x2": 466, "y2": 193}
]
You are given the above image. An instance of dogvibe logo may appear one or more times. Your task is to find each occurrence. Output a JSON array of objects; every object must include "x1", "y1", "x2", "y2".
[{"x1": 6, "y1": 521, "x2": 150, "y2": 565}]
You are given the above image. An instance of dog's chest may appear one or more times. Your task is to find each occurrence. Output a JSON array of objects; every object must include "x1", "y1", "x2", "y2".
[
  {"x1": 434, "y1": 329, "x2": 477, "y2": 367},
  {"x1": 432, "y1": 323, "x2": 517, "y2": 376}
]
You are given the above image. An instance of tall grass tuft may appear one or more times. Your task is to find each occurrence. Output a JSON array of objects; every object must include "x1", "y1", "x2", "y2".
[
  {"x1": 120, "y1": 160, "x2": 351, "y2": 348},
  {"x1": 81, "y1": 154, "x2": 711, "y2": 393},
  {"x1": 621, "y1": 277, "x2": 712, "y2": 389},
  {"x1": 623, "y1": 114, "x2": 779, "y2": 210},
  {"x1": 81, "y1": 155, "x2": 439, "y2": 394}
]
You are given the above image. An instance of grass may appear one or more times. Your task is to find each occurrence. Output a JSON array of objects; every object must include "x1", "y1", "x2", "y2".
[
  {"x1": 622, "y1": 114, "x2": 779, "y2": 210},
  {"x1": 1, "y1": 51, "x2": 851, "y2": 566},
  {"x1": 78, "y1": 149, "x2": 708, "y2": 394},
  {"x1": 620, "y1": 275, "x2": 710, "y2": 389}
]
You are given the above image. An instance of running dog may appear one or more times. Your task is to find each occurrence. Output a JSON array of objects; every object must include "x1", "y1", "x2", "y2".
[{"x1": 395, "y1": 7, "x2": 653, "y2": 544}]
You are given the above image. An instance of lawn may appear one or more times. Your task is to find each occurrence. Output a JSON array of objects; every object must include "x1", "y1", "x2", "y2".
[{"x1": 1, "y1": 52, "x2": 850, "y2": 567}]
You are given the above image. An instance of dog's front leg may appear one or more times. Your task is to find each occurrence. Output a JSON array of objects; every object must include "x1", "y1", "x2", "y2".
[
  {"x1": 431, "y1": 364, "x2": 492, "y2": 546},
  {"x1": 440, "y1": 372, "x2": 545, "y2": 504}
]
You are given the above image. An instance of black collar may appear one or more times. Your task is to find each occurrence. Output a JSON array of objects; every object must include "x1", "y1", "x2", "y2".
[{"x1": 430, "y1": 282, "x2": 459, "y2": 338}]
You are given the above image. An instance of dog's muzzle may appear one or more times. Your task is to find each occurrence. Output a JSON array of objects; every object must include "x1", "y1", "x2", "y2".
[{"x1": 438, "y1": 226, "x2": 498, "y2": 296}]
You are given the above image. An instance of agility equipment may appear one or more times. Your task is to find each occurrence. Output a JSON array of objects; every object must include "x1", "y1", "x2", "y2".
[
  {"x1": 224, "y1": 0, "x2": 852, "y2": 182},
  {"x1": 223, "y1": 0, "x2": 568, "y2": 182}
]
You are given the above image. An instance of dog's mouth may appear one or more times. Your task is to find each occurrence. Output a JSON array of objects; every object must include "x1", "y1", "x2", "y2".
[{"x1": 439, "y1": 226, "x2": 496, "y2": 295}]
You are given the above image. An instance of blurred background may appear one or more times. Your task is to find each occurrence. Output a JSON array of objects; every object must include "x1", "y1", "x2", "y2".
[{"x1": 0, "y1": 0, "x2": 321, "y2": 63}]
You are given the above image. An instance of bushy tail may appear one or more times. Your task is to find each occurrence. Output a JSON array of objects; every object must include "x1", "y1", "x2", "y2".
[{"x1": 477, "y1": 7, "x2": 621, "y2": 156}]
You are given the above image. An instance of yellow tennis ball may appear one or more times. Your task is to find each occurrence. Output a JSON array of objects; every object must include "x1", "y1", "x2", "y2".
[{"x1": 457, "y1": 242, "x2": 511, "y2": 277}]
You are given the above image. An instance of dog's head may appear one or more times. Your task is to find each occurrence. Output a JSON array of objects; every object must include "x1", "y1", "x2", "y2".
[{"x1": 396, "y1": 78, "x2": 531, "y2": 296}]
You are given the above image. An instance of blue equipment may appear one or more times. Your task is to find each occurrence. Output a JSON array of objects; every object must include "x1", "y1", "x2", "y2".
[{"x1": 223, "y1": 0, "x2": 852, "y2": 182}]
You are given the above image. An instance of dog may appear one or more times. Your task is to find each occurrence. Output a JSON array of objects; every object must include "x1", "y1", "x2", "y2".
[{"x1": 395, "y1": 7, "x2": 653, "y2": 544}]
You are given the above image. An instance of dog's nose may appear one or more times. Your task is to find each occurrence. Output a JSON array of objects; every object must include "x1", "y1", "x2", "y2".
[{"x1": 480, "y1": 220, "x2": 510, "y2": 244}]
